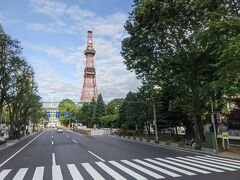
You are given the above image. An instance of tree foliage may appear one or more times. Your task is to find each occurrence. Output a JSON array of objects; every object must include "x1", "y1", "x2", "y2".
[
  {"x1": 121, "y1": 0, "x2": 240, "y2": 146},
  {"x1": 58, "y1": 99, "x2": 78, "y2": 126},
  {"x1": 0, "y1": 32, "x2": 43, "y2": 138},
  {"x1": 92, "y1": 94, "x2": 106, "y2": 128}
]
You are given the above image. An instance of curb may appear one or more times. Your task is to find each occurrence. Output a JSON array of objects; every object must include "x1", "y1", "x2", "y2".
[
  {"x1": 0, "y1": 131, "x2": 39, "y2": 152},
  {"x1": 110, "y1": 135, "x2": 216, "y2": 156}
]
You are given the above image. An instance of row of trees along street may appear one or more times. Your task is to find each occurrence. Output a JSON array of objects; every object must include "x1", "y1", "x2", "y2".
[
  {"x1": 0, "y1": 31, "x2": 43, "y2": 139},
  {"x1": 120, "y1": 0, "x2": 240, "y2": 149},
  {"x1": 58, "y1": 95, "x2": 122, "y2": 129}
]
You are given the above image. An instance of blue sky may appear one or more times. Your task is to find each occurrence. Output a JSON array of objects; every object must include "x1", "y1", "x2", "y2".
[{"x1": 0, "y1": 0, "x2": 141, "y2": 104}]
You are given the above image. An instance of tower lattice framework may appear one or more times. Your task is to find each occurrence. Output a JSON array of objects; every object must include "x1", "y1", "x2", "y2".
[{"x1": 80, "y1": 31, "x2": 98, "y2": 102}]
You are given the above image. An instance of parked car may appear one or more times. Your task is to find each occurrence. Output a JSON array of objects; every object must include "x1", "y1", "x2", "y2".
[{"x1": 56, "y1": 127, "x2": 63, "y2": 133}]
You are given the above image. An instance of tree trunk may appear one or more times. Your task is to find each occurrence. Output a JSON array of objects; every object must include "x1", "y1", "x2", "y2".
[
  {"x1": 191, "y1": 75, "x2": 201, "y2": 149},
  {"x1": 192, "y1": 91, "x2": 201, "y2": 149},
  {"x1": 0, "y1": 104, "x2": 3, "y2": 124}
]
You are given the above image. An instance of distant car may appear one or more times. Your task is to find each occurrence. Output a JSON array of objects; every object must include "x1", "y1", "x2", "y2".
[{"x1": 56, "y1": 127, "x2": 63, "y2": 133}]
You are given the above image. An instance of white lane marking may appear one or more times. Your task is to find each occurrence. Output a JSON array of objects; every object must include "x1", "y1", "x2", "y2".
[
  {"x1": 134, "y1": 159, "x2": 181, "y2": 177},
  {"x1": 32, "y1": 167, "x2": 44, "y2": 180},
  {"x1": 67, "y1": 164, "x2": 84, "y2": 180},
  {"x1": 13, "y1": 168, "x2": 28, "y2": 180},
  {"x1": 96, "y1": 161, "x2": 126, "y2": 180},
  {"x1": 109, "y1": 161, "x2": 147, "y2": 180},
  {"x1": 121, "y1": 160, "x2": 164, "y2": 179},
  {"x1": 177, "y1": 157, "x2": 236, "y2": 171},
  {"x1": 145, "y1": 158, "x2": 196, "y2": 176},
  {"x1": 0, "y1": 169, "x2": 11, "y2": 179},
  {"x1": 52, "y1": 165, "x2": 63, "y2": 180},
  {"x1": 88, "y1": 151, "x2": 105, "y2": 162},
  {"x1": 205, "y1": 155, "x2": 240, "y2": 163},
  {"x1": 186, "y1": 156, "x2": 240, "y2": 169},
  {"x1": 52, "y1": 153, "x2": 56, "y2": 166},
  {"x1": 155, "y1": 158, "x2": 210, "y2": 174},
  {"x1": 82, "y1": 163, "x2": 105, "y2": 180},
  {"x1": 0, "y1": 131, "x2": 44, "y2": 168},
  {"x1": 167, "y1": 157, "x2": 224, "y2": 173},
  {"x1": 72, "y1": 139, "x2": 78, "y2": 143},
  {"x1": 52, "y1": 135, "x2": 53, "y2": 139},
  {"x1": 196, "y1": 156, "x2": 240, "y2": 166},
  {"x1": 52, "y1": 140, "x2": 54, "y2": 145}
]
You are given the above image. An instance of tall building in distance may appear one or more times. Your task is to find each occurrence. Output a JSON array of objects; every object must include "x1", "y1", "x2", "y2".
[{"x1": 80, "y1": 31, "x2": 98, "y2": 102}]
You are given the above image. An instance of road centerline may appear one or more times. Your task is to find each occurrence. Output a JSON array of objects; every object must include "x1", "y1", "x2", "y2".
[
  {"x1": 52, "y1": 153, "x2": 56, "y2": 166},
  {"x1": 88, "y1": 151, "x2": 105, "y2": 162},
  {"x1": 0, "y1": 131, "x2": 44, "y2": 168}
]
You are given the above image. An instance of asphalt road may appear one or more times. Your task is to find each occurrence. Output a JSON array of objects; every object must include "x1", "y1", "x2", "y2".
[{"x1": 0, "y1": 129, "x2": 239, "y2": 180}]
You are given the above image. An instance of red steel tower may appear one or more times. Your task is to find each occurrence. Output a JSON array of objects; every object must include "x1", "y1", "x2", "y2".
[{"x1": 80, "y1": 31, "x2": 98, "y2": 102}]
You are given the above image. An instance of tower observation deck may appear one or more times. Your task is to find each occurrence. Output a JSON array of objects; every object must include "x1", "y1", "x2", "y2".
[{"x1": 80, "y1": 31, "x2": 98, "y2": 102}]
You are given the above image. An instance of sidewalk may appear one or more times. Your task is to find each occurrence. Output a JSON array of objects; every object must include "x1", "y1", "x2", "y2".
[
  {"x1": 110, "y1": 135, "x2": 240, "y2": 159},
  {"x1": 217, "y1": 152, "x2": 240, "y2": 160},
  {"x1": 0, "y1": 131, "x2": 38, "y2": 151}
]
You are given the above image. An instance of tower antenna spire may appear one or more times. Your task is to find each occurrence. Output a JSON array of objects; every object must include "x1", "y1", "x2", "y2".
[{"x1": 80, "y1": 31, "x2": 98, "y2": 102}]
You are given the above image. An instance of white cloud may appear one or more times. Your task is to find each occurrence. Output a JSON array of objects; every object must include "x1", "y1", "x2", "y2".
[
  {"x1": 26, "y1": 0, "x2": 141, "y2": 102},
  {"x1": 31, "y1": 58, "x2": 82, "y2": 104}
]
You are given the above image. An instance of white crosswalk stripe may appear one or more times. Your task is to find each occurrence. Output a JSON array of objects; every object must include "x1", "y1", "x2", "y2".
[
  {"x1": 96, "y1": 161, "x2": 127, "y2": 180},
  {"x1": 167, "y1": 157, "x2": 224, "y2": 172},
  {"x1": 196, "y1": 156, "x2": 240, "y2": 166},
  {"x1": 155, "y1": 158, "x2": 211, "y2": 174},
  {"x1": 109, "y1": 161, "x2": 147, "y2": 180},
  {"x1": 133, "y1": 159, "x2": 181, "y2": 177},
  {"x1": 82, "y1": 163, "x2": 105, "y2": 180},
  {"x1": 205, "y1": 155, "x2": 240, "y2": 163},
  {"x1": 0, "y1": 169, "x2": 11, "y2": 179},
  {"x1": 32, "y1": 166, "x2": 44, "y2": 180},
  {"x1": 121, "y1": 160, "x2": 165, "y2": 179},
  {"x1": 186, "y1": 156, "x2": 240, "y2": 169},
  {"x1": 52, "y1": 165, "x2": 63, "y2": 180},
  {"x1": 13, "y1": 168, "x2": 28, "y2": 180},
  {"x1": 0, "y1": 155, "x2": 239, "y2": 180},
  {"x1": 67, "y1": 164, "x2": 84, "y2": 180},
  {"x1": 176, "y1": 157, "x2": 236, "y2": 171},
  {"x1": 145, "y1": 158, "x2": 196, "y2": 176}
]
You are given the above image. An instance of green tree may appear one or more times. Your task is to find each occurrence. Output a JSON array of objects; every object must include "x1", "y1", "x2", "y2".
[
  {"x1": 92, "y1": 94, "x2": 106, "y2": 128},
  {"x1": 106, "y1": 98, "x2": 123, "y2": 115},
  {"x1": 77, "y1": 100, "x2": 96, "y2": 127},
  {"x1": 0, "y1": 33, "x2": 21, "y2": 125},
  {"x1": 121, "y1": 0, "x2": 223, "y2": 148},
  {"x1": 58, "y1": 99, "x2": 78, "y2": 127},
  {"x1": 100, "y1": 114, "x2": 119, "y2": 128}
]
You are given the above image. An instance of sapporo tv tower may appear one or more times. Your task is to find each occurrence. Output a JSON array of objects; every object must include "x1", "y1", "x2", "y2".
[{"x1": 80, "y1": 31, "x2": 98, "y2": 102}]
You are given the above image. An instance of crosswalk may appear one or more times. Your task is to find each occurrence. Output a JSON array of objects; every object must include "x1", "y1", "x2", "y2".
[{"x1": 0, "y1": 155, "x2": 239, "y2": 180}]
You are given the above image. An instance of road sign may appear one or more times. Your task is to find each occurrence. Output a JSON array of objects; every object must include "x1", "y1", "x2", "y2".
[
  {"x1": 56, "y1": 112, "x2": 60, "y2": 118},
  {"x1": 213, "y1": 112, "x2": 222, "y2": 124},
  {"x1": 45, "y1": 112, "x2": 50, "y2": 118},
  {"x1": 65, "y1": 112, "x2": 70, "y2": 119},
  {"x1": 216, "y1": 113, "x2": 222, "y2": 124}
]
